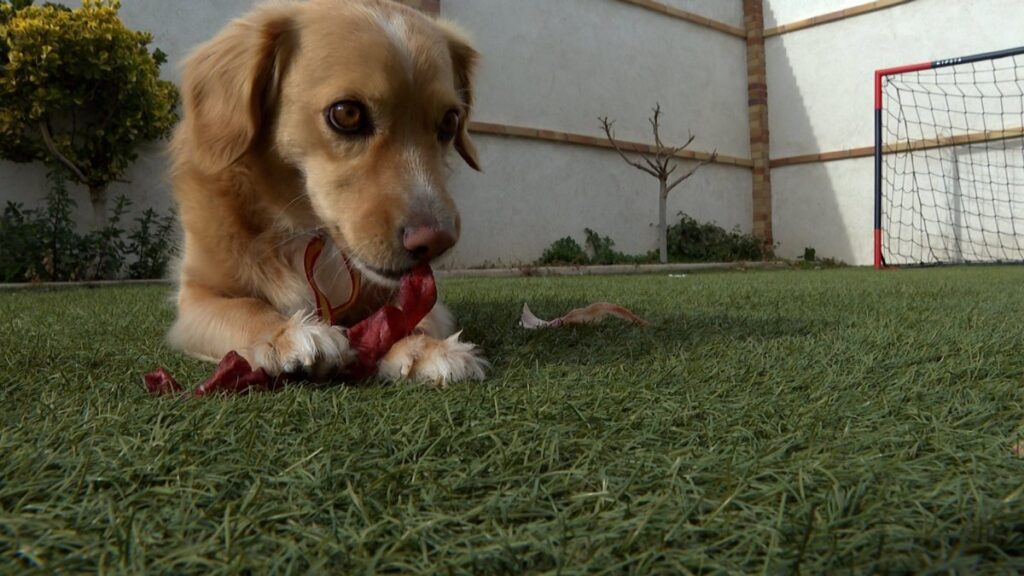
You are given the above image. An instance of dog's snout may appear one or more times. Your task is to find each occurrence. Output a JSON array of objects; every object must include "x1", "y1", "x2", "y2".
[{"x1": 402, "y1": 225, "x2": 456, "y2": 262}]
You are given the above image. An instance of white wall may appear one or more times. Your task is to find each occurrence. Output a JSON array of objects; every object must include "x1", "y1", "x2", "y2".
[
  {"x1": 445, "y1": 0, "x2": 749, "y2": 157},
  {"x1": 763, "y1": 0, "x2": 864, "y2": 29},
  {"x1": 440, "y1": 0, "x2": 751, "y2": 265},
  {"x1": 662, "y1": 0, "x2": 745, "y2": 28},
  {"x1": 766, "y1": 0, "x2": 1024, "y2": 265},
  {"x1": 446, "y1": 135, "x2": 752, "y2": 268}
]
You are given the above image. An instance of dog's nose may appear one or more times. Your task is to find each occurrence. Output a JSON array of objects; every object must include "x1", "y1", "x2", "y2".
[{"x1": 402, "y1": 226, "x2": 456, "y2": 262}]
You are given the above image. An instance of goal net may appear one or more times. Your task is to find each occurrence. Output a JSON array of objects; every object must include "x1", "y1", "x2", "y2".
[{"x1": 874, "y1": 46, "x2": 1024, "y2": 267}]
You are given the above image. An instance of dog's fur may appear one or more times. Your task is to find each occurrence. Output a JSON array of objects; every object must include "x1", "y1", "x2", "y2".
[{"x1": 167, "y1": 0, "x2": 487, "y2": 384}]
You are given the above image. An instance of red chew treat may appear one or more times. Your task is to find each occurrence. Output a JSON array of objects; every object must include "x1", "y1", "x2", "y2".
[
  {"x1": 191, "y1": 351, "x2": 276, "y2": 397},
  {"x1": 144, "y1": 368, "x2": 184, "y2": 396},
  {"x1": 346, "y1": 263, "x2": 437, "y2": 379},
  {"x1": 397, "y1": 263, "x2": 437, "y2": 332}
]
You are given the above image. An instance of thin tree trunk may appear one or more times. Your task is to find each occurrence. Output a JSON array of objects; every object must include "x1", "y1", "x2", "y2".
[
  {"x1": 659, "y1": 179, "x2": 669, "y2": 264},
  {"x1": 89, "y1": 185, "x2": 108, "y2": 231}
]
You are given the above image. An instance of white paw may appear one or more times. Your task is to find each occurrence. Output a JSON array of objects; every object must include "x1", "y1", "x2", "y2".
[
  {"x1": 379, "y1": 332, "x2": 489, "y2": 387},
  {"x1": 244, "y1": 312, "x2": 356, "y2": 378}
]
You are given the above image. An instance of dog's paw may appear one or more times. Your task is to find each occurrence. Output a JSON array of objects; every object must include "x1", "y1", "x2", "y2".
[
  {"x1": 379, "y1": 332, "x2": 488, "y2": 387},
  {"x1": 243, "y1": 312, "x2": 356, "y2": 379}
]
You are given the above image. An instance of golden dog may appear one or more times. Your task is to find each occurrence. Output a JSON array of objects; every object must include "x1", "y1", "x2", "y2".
[{"x1": 167, "y1": 0, "x2": 487, "y2": 384}]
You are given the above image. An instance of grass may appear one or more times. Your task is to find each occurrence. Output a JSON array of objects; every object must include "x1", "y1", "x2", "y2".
[{"x1": 1, "y1": 267, "x2": 1023, "y2": 574}]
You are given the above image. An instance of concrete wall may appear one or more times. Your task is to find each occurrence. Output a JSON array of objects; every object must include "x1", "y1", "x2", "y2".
[
  {"x1": 765, "y1": 0, "x2": 1024, "y2": 265},
  {"x1": 0, "y1": 0, "x2": 750, "y2": 269},
  {"x1": 440, "y1": 0, "x2": 751, "y2": 266},
  {"x1": 663, "y1": 0, "x2": 744, "y2": 28}
]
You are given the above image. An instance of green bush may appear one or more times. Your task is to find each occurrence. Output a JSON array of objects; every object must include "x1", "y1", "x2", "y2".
[
  {"x1": 0, "y1": 0, "x2": 179, "y2": 225},
  {"x1": 0, "y1": 169, "x2": 177, "y2": 283},
  {"x1": 665, "y1": 213, "x2": 766, "y2": 263},
  {"x1": 538, "y1": 236, "x2": 589, "y2": 266},
  {"x1": 583, "y1": 228, "x2": 654, "y2": 265},
  {"x1": 538, "y1": 229, "x2": 657, "y2": 266},
  {"x1": 537, "y1": 214, "x2": 770, "y2": 267},
  {"x1": 792, "y1": 246, "x2": 846, "y2": 269},
  {"x1": 127, "y1": 207, "x2": 176, "y2": 280}
]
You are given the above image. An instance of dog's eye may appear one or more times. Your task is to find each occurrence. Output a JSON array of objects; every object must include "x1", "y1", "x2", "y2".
[
  {"x1": 438, "y1": 110, "x2": 460, "y2": 143},
  {"x1": 327, "y1": 101, "x2": 371, "y2": 135}
]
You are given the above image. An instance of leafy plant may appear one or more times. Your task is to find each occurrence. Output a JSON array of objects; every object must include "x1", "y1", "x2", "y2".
[
  {"x1": 538, "y1": 236, "x2": 589, "y2": 266},
  {"x1": 792, "y1": 246, "x2": 846, "y2": 269},
  {"x1": 0, "y1": 202, "x2": 39, "y2": 282},
  {"x1": 0, "y1": 0, "x2": 179, "y2": 228},
  {"x1": 0, "y1": 169, "x2": 177, "y2": 282},
  {"x1": 583, "y1": 228, "x2": 653, "y2": 265},
  {"x1": 538, "y1": 229, "x2": 657, "y2": 266},
  {"x1": 127, "y1": 208, "x2": 176, "y2": 280},
  {"x1": 665, "y1": 213, "x2": 766, "y2": 263}
]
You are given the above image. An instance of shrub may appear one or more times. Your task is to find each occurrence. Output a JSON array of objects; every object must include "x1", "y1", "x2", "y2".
[
  {"x1": 538, "y1": 229, "x2": 656, "y2": 266},
  {"x1": 793, "y1": 246, "x2": 846, "y2": 269},
  {"x1": 538, "y1": 236, "x2": 589, "y2": 266},
  {"x1": 583, "y1": 228, "x2": 653, "y2": 265},
  {"x1": 0, "y1": 0, "x2": 179, "y2": 227},
  {"x1": 665, "y1": 213, "x2": 765, "y2": 262},
  {"x1": 0, "y1": 169, "x2": 177, "y2": 282},
  {"x1": 127, "y1": 208, "x2": 176, "y2": 280},
  {"x1": 536, "y1": 214, "x2": 769, "y2": 267}
]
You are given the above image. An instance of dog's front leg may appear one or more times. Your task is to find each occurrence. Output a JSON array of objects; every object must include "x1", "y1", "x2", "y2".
[
  {"x1": 378, "y1": 302, "x2": 489, "y2": 387},
  {"x1": 169, "y1": 284, "x2": 355, "y2": 379}
]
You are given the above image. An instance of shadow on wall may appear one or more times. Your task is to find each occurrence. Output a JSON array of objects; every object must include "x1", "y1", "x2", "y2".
[{"x1": 764, "y1": 4, "x2": 855, "y2": 264}]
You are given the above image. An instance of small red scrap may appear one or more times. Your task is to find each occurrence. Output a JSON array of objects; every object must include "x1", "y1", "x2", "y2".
[{"x1": 145, "y1": 264, "x2": 437, "y2": 397}]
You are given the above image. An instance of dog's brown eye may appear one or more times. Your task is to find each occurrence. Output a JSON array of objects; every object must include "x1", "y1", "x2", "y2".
[
  {"x1": 327, "y1": 101, "x2": 371, "y2": 135},
  {"x1": 438, "y1": 110, "x2": 460, "y2": 143}
]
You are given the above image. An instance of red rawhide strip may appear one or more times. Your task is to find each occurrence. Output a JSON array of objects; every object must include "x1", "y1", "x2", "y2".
[
  {"x1": 144, "y1": 368, "x2": 184, "y2": 395},
  {"x1": 144, "y1": 264, "x2": 437, "y2": 396},
  {"x1": 346, "y1": 263, "x2": 436, "y2": 379},
  {"x1": 190, "y1": 351, "x2": 277, "y2": 397}
]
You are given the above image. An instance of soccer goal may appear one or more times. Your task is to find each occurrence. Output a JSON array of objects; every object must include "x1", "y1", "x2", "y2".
[{"x1": 874, "y1": 46, "x2": 1024, "y2": 268}]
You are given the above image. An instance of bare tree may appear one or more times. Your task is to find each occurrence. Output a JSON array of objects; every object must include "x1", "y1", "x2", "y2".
[{"x1": 600, "y1": 104, "x2": 717, "y2": 264}]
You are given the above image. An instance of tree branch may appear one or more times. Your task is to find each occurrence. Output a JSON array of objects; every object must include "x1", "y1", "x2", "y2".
[
  {"x1": 650, "y1": 103, "x2": 666, "y2": 167},
  {"x1": 665, "y1": 133, "x2": 697, "y2": 159},
  {"x1": 666, "y1": 150, "x2": 718, "y2": 194},
  {"x1": 38, "y1": 122, "x2": 90, "y2": 185},
  {"x1": 600, "y1": 117, "x2": 660, "y2": 178}
]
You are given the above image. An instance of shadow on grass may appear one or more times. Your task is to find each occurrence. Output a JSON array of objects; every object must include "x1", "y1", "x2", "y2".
[{"x1": 448, "y1": 296, "x2": 822, "y2": 372}]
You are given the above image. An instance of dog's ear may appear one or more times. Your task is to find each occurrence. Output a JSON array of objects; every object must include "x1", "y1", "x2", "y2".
[
  {"x1": 180, "y1": 6, "x2": 295, "y2": 174},
  {"x1": 439, "y1": 22, "x2": 481, "y2": 172}
]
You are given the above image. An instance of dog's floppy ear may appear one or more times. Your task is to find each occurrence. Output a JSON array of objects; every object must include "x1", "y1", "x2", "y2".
[
  {"x1": 439, "y1": 22, "x2": 481, "y2": 172},
  {"x1": 180, "y1": 6, "x2": 295, "y2": 174}
]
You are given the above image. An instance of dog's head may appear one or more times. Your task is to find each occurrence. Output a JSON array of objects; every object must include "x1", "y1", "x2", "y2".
[{"x1": 179, "y1": 0, "x2": 480, "y2": 284}]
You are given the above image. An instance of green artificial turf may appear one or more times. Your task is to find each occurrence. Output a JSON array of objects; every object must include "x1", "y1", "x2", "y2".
[{"x1": 1, "y1": 267, "x2": 1023, "y2": 574}]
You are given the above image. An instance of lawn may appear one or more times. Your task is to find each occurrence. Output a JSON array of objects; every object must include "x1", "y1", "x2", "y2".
[{"x1": 1, "y1": 267, "x2": 1023, "y2": 574}]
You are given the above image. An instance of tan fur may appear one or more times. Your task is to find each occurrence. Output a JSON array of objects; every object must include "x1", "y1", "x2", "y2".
[{"x1": 168, "y1": 0, "x2": 486, "y2": 382}]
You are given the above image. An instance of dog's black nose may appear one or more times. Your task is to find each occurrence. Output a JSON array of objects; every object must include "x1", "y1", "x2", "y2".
[{"x1": 403, "y1": 226, "x2": 456, "y2": 262}]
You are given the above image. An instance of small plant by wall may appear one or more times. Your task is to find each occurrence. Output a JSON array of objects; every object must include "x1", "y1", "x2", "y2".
[
  {"x1": 791, "y1": 246, "x2": 846, "y2": 269},
  {"x1": 537, "y1": 228, "x2": 657, "y2": 266},
  {"x1": 665, "y1": 213, "x2": 766, "y2": 262},
  {"x1": 537, "y1": 214, "x2": 769, "y2": 266},
  {"x1": 0, "y1": 169, "x2": 177, "y2": 283}
]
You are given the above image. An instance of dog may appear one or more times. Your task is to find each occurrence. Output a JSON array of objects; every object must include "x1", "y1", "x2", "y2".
[{"x1": 167, "y1": 0, "x2": 488, "y2": 385}]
